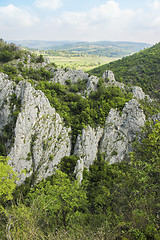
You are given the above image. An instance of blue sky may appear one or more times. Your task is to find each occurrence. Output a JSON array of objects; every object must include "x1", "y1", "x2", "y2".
[{"x1": 0, "y1": 0, "x2": 160, "y2": 44}]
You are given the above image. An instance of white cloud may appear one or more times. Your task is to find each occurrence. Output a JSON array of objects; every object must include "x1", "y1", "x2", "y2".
[
  {"x1": 50, "y1": 0, "x2": 139, "y2": 41},
  {"x1": 47, "y1": 0, "x2": 160, "y2": 43},
  {"x1": 149, "y1": 0, "x2": 160, "y2": 10},
  {"x1": 35, "y1": 0, "x2": 63, "y2": 10},
  {"x1": 0, "y1": 4, "x2": 39, "y2": 40},
  {"x1": 1, "y1": 0, "x2": 160, "y2": 44},
  {"x1": 0, "y1": 4, "x2": 39, "y2": 28}
]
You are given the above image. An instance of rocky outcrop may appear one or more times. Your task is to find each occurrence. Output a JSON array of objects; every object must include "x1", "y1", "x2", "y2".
[
  {"x1": 103, "y1": 70, "x2": 125, "y2": 89},
  {"x1": 74, "y1": 126, "x2": 103, "y2": 182},
  {"x1": 74, "y1": 99, "x2": 146, "y2": 179},
  {"x1": 51, "y1": 68, "x2": 89, "y2": 85},
  {"x1": 132, "y1": 86, "x2": 146, "y2": 100},
  {"x1": 102, "y1": 70, "x2": 116, "y2": 82},
  {"x1": 51, "y1": 68, "x2": 99, "y2": 93},
  {"x1": 0, "y1": 68, "x2": 158, "y2": 183},
  {"x1": 0, "y1": 73, "x2": 71, "y2": 182},
  {"x1": 99, "y1": 99, "x2": 146, "y2": 163}
]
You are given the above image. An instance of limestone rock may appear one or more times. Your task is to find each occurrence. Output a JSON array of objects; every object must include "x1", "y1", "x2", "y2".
[
  {"x1": 74, "y1": 126, "x2": 103, "y2": 182},
  {"x1": 86, "y1": 75, "x2": 99, "y2": 93},
  {"x1": 51, "y1": 68, "x2": 99, "y2": 94},
  {"x1": 103, "y1": 70, "x2": 125, "y2": 89},
  {"x1": 51, "y1": 68, "x2": 89, "y2": 85},
  {"x1": 100, "y1": 99, "x2": 146, "y2": 163},
  {"x1": 0, "y1": 66, "x2": 158, "y2": 184},
  {"x1": 132, "y1": 86, "x2": 146, "y2": 100},
  {"x1": 74, "y1": 99, "x2": 146, "y2": 178},
  {"x1": 0, "y1": 74, "x2": 71, "y2": 182},
  {"x1": 0, "y1": 73, "x2": 15, "y2": 132},
  {"x1": 102, "y1": 70, "x2": 116, "y2": 82},
  {"x1": 151, "y1": 112, "x2": 160, "y2": 123}
]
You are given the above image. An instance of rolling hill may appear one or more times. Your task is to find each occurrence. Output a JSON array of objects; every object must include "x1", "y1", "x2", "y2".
[
  {"x1": 9, "y1": 40, "x2": 150, "y2": 58},
  {"x1": 88, "y1": 42, "x2": 160, "y2": 99}
]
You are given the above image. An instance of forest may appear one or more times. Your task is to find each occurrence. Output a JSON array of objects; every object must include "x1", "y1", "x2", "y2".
[
  {"x1": 0, "y1": 39, "x2": 160, "y2": 239},
  {"x1": 88, "y1": 42, "x2": 160, "y2": 100}
]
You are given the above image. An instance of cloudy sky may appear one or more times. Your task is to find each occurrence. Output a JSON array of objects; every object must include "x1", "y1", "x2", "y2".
[{"x1": 0, "y1": 0, "x2": 160, "y2": 44}]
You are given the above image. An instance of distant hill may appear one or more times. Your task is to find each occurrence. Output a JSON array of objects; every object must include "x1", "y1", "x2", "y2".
[
  {"x1": 88, "y1": 42, "x2": 160, "y2": 99},
  {"x1": 9, "y1": 40, "x2": 151, "y2": 58}
]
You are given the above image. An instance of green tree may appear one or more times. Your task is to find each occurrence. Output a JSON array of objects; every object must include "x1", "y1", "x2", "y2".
[
  {"x1": 28, "y1": 170, "x2": 88, "y2": 229},
  {"x1": 0, "y1": 156, "x2": 17, "y2": 239},
  {"x1": 0, "y1": 156, "x2": 17, "y2": 205}
]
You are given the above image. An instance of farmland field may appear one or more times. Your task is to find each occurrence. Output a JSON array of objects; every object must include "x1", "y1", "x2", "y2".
[
  {"x1": 13, "y1": 40, "x2": 150, "y2": 71},
  {"x1": 45, "y1": 54, "x2": 119, "y2": 71}
]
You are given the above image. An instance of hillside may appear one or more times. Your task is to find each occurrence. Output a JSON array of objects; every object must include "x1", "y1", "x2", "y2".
[
  {"x1": 10, "y1": 40, "x2": 150, "y2": 58},
  {"x1": 0, "y1": 39, "x2": 160, "y2": 239},
  {"x1": 88, "y1": 42, "x2": 160, "y2": 100}
]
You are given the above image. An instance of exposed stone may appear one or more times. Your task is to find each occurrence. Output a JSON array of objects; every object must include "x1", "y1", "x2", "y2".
[
  {"x1": 74, "y1": 99, "x2": 146, "y2": 178},
  {"x1": 0, "y1": 67, "x2": 158, "y2": 184},
  {"x1": 103, "y1": 70, "x2": 125, "y2": 89},
  {"x1": 51, "y1": 68, "x2": 89, "y2": 85},
  {"x1": 102, "y1": 70, "x2": 116, "y2": 82},
  {"x1": 100, "y1": 99, "x2": 146, "y2": 163},
  {"x1": 74, "y1": 126, "x2": 103, "y2": 182},
  {"x1": 86, "y1": 75, "x2": 99, "y2": 93},
  {"x1": 132, "y1": 86, "x2": 146, "y2": 100},
  {"x1": 0, "y1": 74, "x2": 71, "y2": 183}
]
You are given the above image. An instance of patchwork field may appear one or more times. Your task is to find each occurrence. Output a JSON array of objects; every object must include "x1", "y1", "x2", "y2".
[{"x1": 46, "y1": 54, "x2": 119, "y2": 71}]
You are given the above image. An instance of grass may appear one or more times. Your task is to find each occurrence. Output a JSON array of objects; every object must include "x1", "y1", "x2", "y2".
[{"x1": 45, "y1": 54, "x2": 119, "y2": 71}]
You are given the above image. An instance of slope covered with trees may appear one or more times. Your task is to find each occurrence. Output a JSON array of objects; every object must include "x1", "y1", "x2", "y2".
[
  {"x1": 0, "y1": 121, "x2": 159, "y2": 239},
  {"x1": 88, "y1": 42, "x2": 160, "y2": 99}
]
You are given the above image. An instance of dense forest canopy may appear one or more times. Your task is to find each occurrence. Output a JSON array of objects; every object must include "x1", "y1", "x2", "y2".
[
  {"x1": 88, "y1": 42, "x2": 160, "y2": 100},
  {"x1": 0, "y1": 121, "x2": 159, "y2": 239}
]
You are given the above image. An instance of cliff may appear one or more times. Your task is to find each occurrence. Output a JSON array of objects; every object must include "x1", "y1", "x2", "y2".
[{"x1": 0, "y1": 67, "x2": 159, "y2": 182}]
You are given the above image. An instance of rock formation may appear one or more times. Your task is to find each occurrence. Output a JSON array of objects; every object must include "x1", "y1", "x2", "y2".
[
  {"x1": 0, "y1": 68, "x2": 159, "y2": 183},
  {"x1": 0, "y1": 72, "x2": 71, "y2": 182}
]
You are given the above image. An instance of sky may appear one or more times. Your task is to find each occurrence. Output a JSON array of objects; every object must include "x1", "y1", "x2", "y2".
[{"x1": 0, "y1": 0, "x2": 160, "y2": 44}]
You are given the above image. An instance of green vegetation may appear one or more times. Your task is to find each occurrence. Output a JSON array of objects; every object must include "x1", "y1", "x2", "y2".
[
  {"x1": 0, "y1": 121, "x2": 159, "y2": 239},
  {"x1": 12, "y1": 40, "x2": 150, "y2": 57},
  {"x1": 47, "y1": 54, "x2": 117, "y2": 71},
  {"x1": 0, "y1": 39, "x2": 24, "y2": 63},
  {"x1": 34, "y1": 80, "x2": 132, "y2": 149},
  {"x1": 58, "y1": 155, "x2": 79, "y2": 180},
  {"x1": 0, "y1": 39, "x2": 160, "y2": 239},
  {"x1": 0, "y1": 156, "x2": 17, "y2": 204},
  {"x1": 88, "y1": 42, "x2": 160, "y2": 99},
  {"x1": 12, "y1": 40, "x2": 150, "y2": 71},
  {"x1": 0, "y1": 40, "x2": 132, "y2": 151}
]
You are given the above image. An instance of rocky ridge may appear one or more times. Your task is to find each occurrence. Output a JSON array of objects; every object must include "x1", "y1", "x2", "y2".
[
  {"x1": 0, "y1": 72, "x2": 71, "y2": 182},
  {"x1": 0, "y1": 68, "x2": 159, "y2": 182}
]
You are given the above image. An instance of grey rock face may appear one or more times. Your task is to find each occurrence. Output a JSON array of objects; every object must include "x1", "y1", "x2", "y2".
[
  {"x1": 0, "y1": 68, "x2": 156, "y2": 183},
  {"x1": 0, "y1": 73, "x2": 15, "y2": 132},
  {"x1": 0, "y1": 74, "x2": 71, "y2": 182},
  {"x1": 74, "y1": 99, "x2": 146, "y2": 178},
  {"x1": 51, "y1": 68, "x2": 99, "y2": 94},
  {"x1": 74, "y1": 126, "x2": 103, "y2": 182},
  {"x1": 100, "y1": 99, "x2": 146, "y2": 163},
  {"x1": 86, "y1": 75, "x2": 99, "y2": 93},
  {"x1": 132, "y1": 86, "x2": 146, "y2": 100},
  {"x1": 51, "y1": 68, "x2": 89, "y2": 85},
  {"x1": 103, "y1": 70, "x2": 125, "y2": 89},
  {"x1": 102, "y1": 70, "x2": 116, "y2": 82}
]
